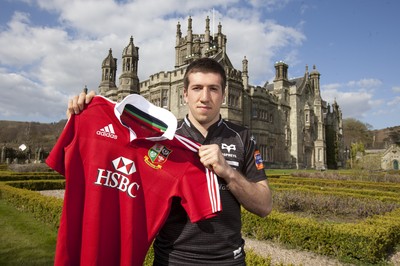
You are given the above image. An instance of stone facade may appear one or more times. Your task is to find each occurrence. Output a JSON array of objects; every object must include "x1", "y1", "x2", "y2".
[
  {"x1": 381, "y1": 144, "x2": 400, "y2": 170},
  {"x1": 98, "y1": 17, "x2": 344, "y2": 169}
]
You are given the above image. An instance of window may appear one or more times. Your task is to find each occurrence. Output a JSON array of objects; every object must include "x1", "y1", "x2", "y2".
[
  {"x1": 252, "y1": 107, "x2": 257, "y2": 118},
  {"x1": 162, "y1": 89, "x2": 168, "y2": 108},
  {"x1": 179, "y1": 88, "x2": 185, "y2": 106},
  {"x1": 126, "y1": 59, "x2": 131, "y2": 71}
]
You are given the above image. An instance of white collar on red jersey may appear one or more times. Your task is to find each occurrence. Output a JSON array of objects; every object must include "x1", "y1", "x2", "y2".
[{"x1": 114, "y1": 94, "x2": 177, "y2": 141}]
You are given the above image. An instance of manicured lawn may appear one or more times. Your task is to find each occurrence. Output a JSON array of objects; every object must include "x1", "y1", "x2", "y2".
[{"x1": 0, "y1": 199, "x2": 57, "y2": 265}]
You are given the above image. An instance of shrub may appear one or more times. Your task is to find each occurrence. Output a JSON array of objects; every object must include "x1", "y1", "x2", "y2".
[
  {"x1": 291, "y1": 170, "x2": 400, "y2": 183},
  {"x1": 272, "y1": 190, "x2": 399, "y2": 219},
  {"x1": 242, "y1": 209, "x2": 400, "y2": 264},
  {"x1": 0, "y1": 183, "x2": 63, "y2": 230},
  {"x1": 7, "y1": 163, "x2": 53, "y2": 172}
]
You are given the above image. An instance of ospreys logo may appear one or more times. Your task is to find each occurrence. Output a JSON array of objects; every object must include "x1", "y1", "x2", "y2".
[
  {"x1": 144, "y1": 143, "x2": 172, "y2": 169},
  {"x1": 221, "y1": 143, "x2": 236, "y2": 153}
]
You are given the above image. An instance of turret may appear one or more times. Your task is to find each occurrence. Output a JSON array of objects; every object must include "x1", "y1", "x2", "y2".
[
  {"x1": 118, "y1": 36, "x2": 140, "y2": 100},
  {"x1": 310, "y1": 65, "x2": 321, "y2": 97},
  {"x1": 187, "y1": 16, "x2": 193, "y2": 55},
  {"x1": 205, "y1": 16, "x2": 210, "y2": 50},
  {"x1": 98, "y1": 48, "x2": 118, "y2": 99},
  {"x1": 242, "y1": 56, "x2": 249, "y2": 91},
  {"x1": 274, "y1": 61, "x2": 289, "y2": 82},
  {"x1": 176, "y1": 22, "x2": 182, "y2": 46},
  {"x1": 273, "y1": 61, "x2": 290, "y2": 100}
]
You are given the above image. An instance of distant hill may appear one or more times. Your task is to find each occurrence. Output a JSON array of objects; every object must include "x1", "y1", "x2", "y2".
[
  {"x1": 371, "y1": 126, "x2": 400, "y2": 149},
  {"x1": 0, "y1": 120, "x2": 67, "y2": 153}
]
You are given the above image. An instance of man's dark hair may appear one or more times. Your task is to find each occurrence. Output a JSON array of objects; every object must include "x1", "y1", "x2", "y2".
[{"x1": 183, "y1": 58, "x2": 226, "y2": 92}]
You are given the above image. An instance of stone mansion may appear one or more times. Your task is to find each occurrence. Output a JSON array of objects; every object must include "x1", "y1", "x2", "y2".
[{"x1": 98, "y1": 16, "x2": 344, "y2": 169}]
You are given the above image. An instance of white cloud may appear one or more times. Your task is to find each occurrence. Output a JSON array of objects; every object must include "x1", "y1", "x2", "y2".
[
  {"x1": 321, "y1": 75, "x2": 399, "y2": 129},
  {"x1": 346, "y1": 78, "x2": 382, "y2": 90},
  {"x1": 321, "y1": 83, "x2": 341, "y2": 91},
  {"x1": 9, "y1": 0, "x2": 398, "y2": 129},
  {"x1": 388, "y1": 96, "x2": 400, "y2": 106},
  {"x1": 0, "y1": 70, "x2": 68, "y2": 122},
  {"x1": 392, "y1": 86, "x2": 400, "y2": 93},
  {"x1": 0, "y1": 12, "x2": 65, "y2": 66},
  {"x1": 221, "y1": 16, "x2": 306, "y2": 85},
  {"x1": 249, "y1": 0, "x2": 290, "y2": 11},
  {"x1": 322, "y1": 89, "x2": 374, "y2": 119},
  {"x1": 321, "y1": 78, "x2": 384, "y2": 121}
]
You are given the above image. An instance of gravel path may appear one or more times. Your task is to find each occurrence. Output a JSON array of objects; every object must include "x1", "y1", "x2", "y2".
[
  {"x1": 39, "y1": 190, "x2": 400, "y2": 266},
  {"x1": 244, "y1": 237, "x2": 352, "y2": 266},
  {"x1": 38, "y1": 189, "x2": 65, "y2": 199}
]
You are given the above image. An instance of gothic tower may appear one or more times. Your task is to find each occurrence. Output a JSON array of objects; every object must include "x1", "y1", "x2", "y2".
[
  {"x1": 117, "y1": 36, "x2": 139, "y2": 101},
  {"x1": 174, "y1": 16, "x2": 227, "y2": 68},
  {"x1": 98, "y1": 49, "x2": 118, "y2": 100},
  {"x1": 309, "y1": 65, "x2": 326, "y2": 169},
  {"x1": 273, "y1": 61, "x2": 290, "y2": 101}
]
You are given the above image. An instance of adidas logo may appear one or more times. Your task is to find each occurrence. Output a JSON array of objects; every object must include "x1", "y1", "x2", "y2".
[{"x1": 96, "y1": 124, "x2": 118, "y2": 139}]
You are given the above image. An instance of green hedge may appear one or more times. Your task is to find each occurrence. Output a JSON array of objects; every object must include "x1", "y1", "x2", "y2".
[
  {"x1": 1, "y1": 171, "x2": 399, "y2": 264},
  {"x1": 0, "y1": 172, "x2": 64, "y2": 182},
  {"x1": 242, "y1": 208, "x2": 400, "y2": 264},
  {"x1": 0, "y1": 182, "x2": 63, "y2": 230},
  {"x1": 272, "y1": 185, "x2": 400, "y2": 203},
  {"x1": 271, "y1": 176, "x2": 400, "y2": 193},
  {"x1": 0, "y1": 180, "x2": 278, "y2": 266},
  {"x1": 6, "y1": 180, "x2": 65, "y2": 191}
]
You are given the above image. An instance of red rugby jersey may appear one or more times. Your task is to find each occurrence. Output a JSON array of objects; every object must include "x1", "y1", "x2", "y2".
[{"x1": 46, "y1": 95, "x2": 221, "y2": 266}]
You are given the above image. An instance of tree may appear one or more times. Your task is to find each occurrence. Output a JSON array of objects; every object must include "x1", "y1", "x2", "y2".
[
  {"x1": 343, "y1": 118, "x2": 373, "y2": 148},
  {"x1": 387, "y1": 127, "x2": 400, "y2": 144}
]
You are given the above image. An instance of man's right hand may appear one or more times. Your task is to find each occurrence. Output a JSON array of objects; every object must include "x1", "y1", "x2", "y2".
[{"x1": 66, "y1": 90, "x2": 96, "y2": 118}]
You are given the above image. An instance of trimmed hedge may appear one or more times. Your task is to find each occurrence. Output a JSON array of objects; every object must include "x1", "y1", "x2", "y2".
[
  {"x1": 272, "y1": 190, "x2": 399, "y2": 219},
  {"x1": 6, "y1": 180, "x2": 65, "y2": 191},
  {"x1": 291, "y1": 170, "x2": 400, "y2": 183},
  {"x1": 1, "y1": 171, "x2": 399, "y2": 264},
  {"x1": 242, "y1": 208, "x2": 400, "y2": 264},
  {"x1": 0, "y1": 172, "x2": 64, "y2": 182},
  {"x1": 0, "y1": 180, "x2": 278, "y2": 266},
  {"x1": 261, "y1": 175, "x2": 400, "y2": 263},
  {"x1": 0, "y1": 181, "x2": 63, "y2": 230},
  {"x1": 271, "y1": 176, "x2": 400, "y2": 193},
  {"x1": 272, "y1": 185, "x2": 400, "y2": 203}
]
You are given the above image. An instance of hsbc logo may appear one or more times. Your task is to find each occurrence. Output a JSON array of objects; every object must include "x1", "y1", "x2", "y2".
[
  {"x1": 94, "y1": 156, "x2": 139, "y2": 198},
  {"x1": 112, "y1": 157, "x2": 136, "y2": 175}
]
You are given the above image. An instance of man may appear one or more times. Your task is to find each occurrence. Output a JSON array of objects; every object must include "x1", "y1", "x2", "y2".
[{"x1": 68, "y1": 58, "x2": 272, "y2": 265}]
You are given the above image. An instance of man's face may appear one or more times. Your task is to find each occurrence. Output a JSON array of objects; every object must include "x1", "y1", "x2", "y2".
[{"x1": 184, "y1": 72, "x2": 225, "y2": 130}]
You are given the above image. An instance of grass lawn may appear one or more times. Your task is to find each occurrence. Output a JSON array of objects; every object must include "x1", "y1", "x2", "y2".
[{"x1": 0, "y1": 199, "x2": 57, "y2": 266}]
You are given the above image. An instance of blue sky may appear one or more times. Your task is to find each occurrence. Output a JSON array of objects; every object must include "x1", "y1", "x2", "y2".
[{"x1": 0, "y1": 0, "x2": 399, "y2": 130}]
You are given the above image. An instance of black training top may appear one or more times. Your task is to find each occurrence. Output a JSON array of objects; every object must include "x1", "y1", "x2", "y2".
[{"x1": 153, "y1": 115, "x2": 267, "y2": 265}]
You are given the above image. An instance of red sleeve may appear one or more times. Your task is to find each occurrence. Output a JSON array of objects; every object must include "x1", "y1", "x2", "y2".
[
  {"x1": 179, "y1": 159, "x2": 222, "y2": 223},
  {"x1": 46, "y1": 115, "x2": 77, "y2": 175}
]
